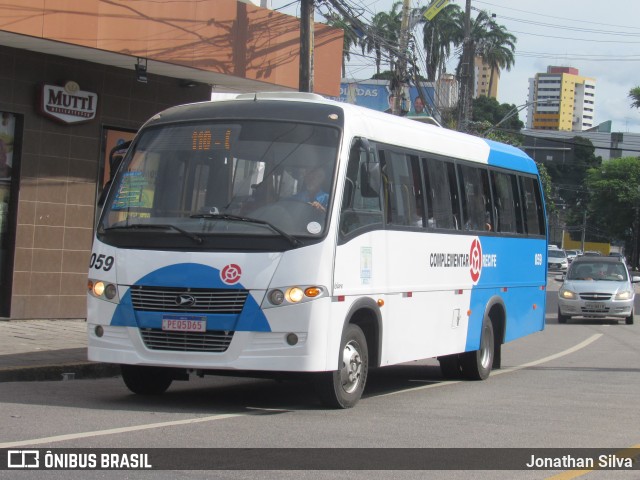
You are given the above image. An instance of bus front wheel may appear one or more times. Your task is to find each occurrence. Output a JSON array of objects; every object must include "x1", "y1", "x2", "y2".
[
  {"x1": 121, "y1": 365, "x2": 173, "y2": 395},
  {"x1": 460, "y1": 319, "x2": 494, "y2": 380},
  {"x1": 315, "y1": 324, "x2": 368, "y2": 409}
]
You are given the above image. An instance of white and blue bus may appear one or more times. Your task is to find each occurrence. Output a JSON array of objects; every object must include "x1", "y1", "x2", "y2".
[{"x1": 88, "y1": 92, "x2": 547, "y2": 408}]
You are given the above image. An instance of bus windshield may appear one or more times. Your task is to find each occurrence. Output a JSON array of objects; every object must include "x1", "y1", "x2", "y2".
[{"x1": 98, "y1": 120, "x2": 340, "y2": 247}]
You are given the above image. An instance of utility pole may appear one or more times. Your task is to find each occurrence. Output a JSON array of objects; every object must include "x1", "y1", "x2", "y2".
[
  {"x1": 299, "y1": 0, "x2": 314, "y2": 93},
  {"x1": 581, "y1": 209, "x2": 587, "y2": 253},
  {"x1": 457, "y1": 0, "x2": 472, "y2": 131},
  {"x1": 393, "y1": 0, "x2": 411, "y2": 115}
]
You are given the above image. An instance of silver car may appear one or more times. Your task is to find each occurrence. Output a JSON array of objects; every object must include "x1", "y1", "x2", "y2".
[
  {"x1": 548, "y1": 249, "x2": 569, "y2": 272},
  {"x1": 557, "y1": 257, "x2": 640, "y2": 325}
]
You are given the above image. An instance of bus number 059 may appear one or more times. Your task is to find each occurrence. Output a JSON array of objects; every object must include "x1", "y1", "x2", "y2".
[{"x1": 90, "y1": 253, "x2": 114, "y2": 271}]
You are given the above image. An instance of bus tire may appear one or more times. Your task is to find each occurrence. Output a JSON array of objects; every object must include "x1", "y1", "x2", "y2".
[
  {"x1": 438, "y1": 354, "x2": 463, "y2": 379},
  {"x1": 121, "y1": 365, "x2": 173, "y2": 395},
  {"x1": 315, "y1": 324, "x2": 368, "y2": 409},
  {"x1": 461, "y1": 319, "x2": 494, "y2": 381}
]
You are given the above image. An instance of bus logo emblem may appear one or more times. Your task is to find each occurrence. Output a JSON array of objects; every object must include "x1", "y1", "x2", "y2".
[
  {"x1": 176, "y1": 294, "x2": 196, "y2": 307},
  {"x1": 470, "y1": 238, "x2": 482, "y2": 283},
  {"x1": 221, "y1": 264, "x2": 242, "y2": 285}
]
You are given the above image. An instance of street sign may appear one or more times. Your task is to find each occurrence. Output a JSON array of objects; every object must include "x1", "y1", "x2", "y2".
[{"x1": 423, "y1": 0, "x2": 450, "y2": 21}]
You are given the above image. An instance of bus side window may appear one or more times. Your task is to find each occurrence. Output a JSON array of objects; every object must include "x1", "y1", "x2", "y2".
[
  {"x1": 458, "y1": 164, "x2": 492, "y2": 232},
  {"x1": 520, "y1": 176, "x2": 545, "y2": 236},
  {"x1": 491, "y1": 171, "x2": 520, "y2": 234},
  {"x1": 423, "y1": 157, "x2": 459, "y2": 230},
  {"x1": 339, "y1": 139, "x2": 383, "y2": 239},
  {"x1": 384, "y1": 150, "x2": 423, "y2": 227}
]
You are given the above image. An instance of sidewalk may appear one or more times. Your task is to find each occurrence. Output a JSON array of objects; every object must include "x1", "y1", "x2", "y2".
[{"x1": 0, "y1": 319, "x2": 119, "y2": 382}]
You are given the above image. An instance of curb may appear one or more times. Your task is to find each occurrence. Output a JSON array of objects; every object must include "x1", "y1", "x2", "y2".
[{"x1": 0, "y1": 362, "x2": 121, "y2": 383}]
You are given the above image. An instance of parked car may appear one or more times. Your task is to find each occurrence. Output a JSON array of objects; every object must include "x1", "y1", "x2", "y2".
[
  {"x1": 557, "y1": 257, "x2": 640, "y2": 325},
  {"x1": 548, "y1": 248, "x2": 569, "y2": 272},
  {"x1": 582, "y1": 250, "x2": 602, "y2": 256}
]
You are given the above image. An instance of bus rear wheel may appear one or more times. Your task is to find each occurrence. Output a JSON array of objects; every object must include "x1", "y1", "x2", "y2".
[
  {"x1": 460, "y1": 319, "x2": 494, "y2": 380},
  {"x1": 315, "y1": 324, "x2": 368, "y2": 409},
  {"x1": 121, "y1": 365, "x2": 173, "y2": 395},
  {"x1": 438, "y1": 354, "x2": 463, "y2": 379}
]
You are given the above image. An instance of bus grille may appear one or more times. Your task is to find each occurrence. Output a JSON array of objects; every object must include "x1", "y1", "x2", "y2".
[
  {"x1": 130, "y1": 286, "x2": 249, "y2": 314},
  {"x1": 140, "y1": 329, "x2": 234, "y2": 352}
]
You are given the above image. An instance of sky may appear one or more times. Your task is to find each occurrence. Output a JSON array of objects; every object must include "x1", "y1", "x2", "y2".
[{"x1": 269, "y1": 0, "x2": 640, "y2": 133}]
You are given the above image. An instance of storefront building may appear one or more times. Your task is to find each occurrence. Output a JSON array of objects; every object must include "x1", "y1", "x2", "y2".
[{"x1": 0, "y1": 0, "x2": 342, "y2": 319}]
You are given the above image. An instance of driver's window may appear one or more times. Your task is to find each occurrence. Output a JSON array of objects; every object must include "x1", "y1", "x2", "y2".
[{"x1": 339, "y1": 139, "x2": 383, "y2": 240}]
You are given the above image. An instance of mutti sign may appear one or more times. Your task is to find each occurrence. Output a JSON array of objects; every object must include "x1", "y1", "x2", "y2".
[{"x1": 40, "y1": 82, "x2": 98, "y2": 124}]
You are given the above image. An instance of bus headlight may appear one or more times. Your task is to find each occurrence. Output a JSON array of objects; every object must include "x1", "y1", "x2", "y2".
[
  {"x1": 88, "y1": 279, "x2": 119, "y2": 303},
  {"x1": 286, "y1": 287, "x2": 304, "y2": 303},
  {"x1": 559, "y1": 288, "x2": 576, "y2": 300},
  {"x1": 263, "y1": 285, "x2": 327, "y2": 308}
]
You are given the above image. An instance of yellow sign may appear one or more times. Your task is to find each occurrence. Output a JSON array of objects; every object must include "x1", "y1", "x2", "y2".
[{"x1": 423, "y1": 0, "x2": 450, "y2": 20}]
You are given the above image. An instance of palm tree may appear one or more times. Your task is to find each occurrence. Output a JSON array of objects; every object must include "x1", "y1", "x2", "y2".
[
  {"x1": 480, "y1": 26, "x2": 516, "y2": 97},
  {"x1": 325, "y1": 13, "x2": 360, "y2": 78},
  {"x1": 420, "y1": 4, "x2": 462, "y2": 82},
  {"x1": 451, "y1": 10, "x2": 516, "y2": 97},
  {"x1": 630, "y1": 87, "x2": 640, "y2": 109},
  {"x1": 360, "y1": 12, "x2": 388, "y2": 76},
  {"x1": 358, "y1": 2, "x2": 403, "y2": 75}
]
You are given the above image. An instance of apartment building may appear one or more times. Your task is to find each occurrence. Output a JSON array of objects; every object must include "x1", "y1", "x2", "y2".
[
  {"x1": 474, "y1": 56, "x2": 499, "y2": 99},
  {"x1": 526, "y1": 66, "x2": 596, "y2": 131}
]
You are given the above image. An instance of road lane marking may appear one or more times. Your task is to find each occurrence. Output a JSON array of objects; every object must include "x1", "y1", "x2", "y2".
[
  {"x1": 545, "y1": 444, "x2": 640, "y2": 479},
  {"x1": 375, "y1": 333, "x2": 603, "y2": 398},
  {"x1": 0, "y1": 335, "x2": 604, "y2": 447},
  {"x1": 0, "y1": 412, "x2": 248, "y2": 448}
]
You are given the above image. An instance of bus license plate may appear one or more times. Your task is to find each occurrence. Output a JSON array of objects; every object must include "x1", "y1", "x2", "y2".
[
  {"x1": 162, "y1": 316, "x2": 206, "y2": 332},
  {"x1": 585, "y1": 302, "x2": 605, "y2": 311}
]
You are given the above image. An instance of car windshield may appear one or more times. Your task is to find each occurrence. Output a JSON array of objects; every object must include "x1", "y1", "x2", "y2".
[
  {"x1": 568, "y1": 262, "x2": 628, "y2": 281},
  {"x1": 98, "y1": 120, "x2": 340, "y2": 246},
  {"x1": 548, "y1": 250, "x2": 566, "y2": 258}
]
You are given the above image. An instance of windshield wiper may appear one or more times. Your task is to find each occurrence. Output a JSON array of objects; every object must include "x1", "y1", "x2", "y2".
[
  {"x1": 190, "y1": 213, "x2": 302, "y2": 247},
  {"x1": 104, "y1": 224, "x2": 203, "y2": 244}
]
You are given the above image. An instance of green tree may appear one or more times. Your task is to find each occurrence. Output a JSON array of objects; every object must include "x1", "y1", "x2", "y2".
[
  {"x1": 544, "y1": 136, "x2": 601, "y2": 231},
  {"x1": 630, "y1": 86, "x2": 640, "y2": 109},
  {"x1": 325, "y1": 13, "x2": 360, "y2": 78},
  {"x1": 359, "y1": 2, "x2": 403, "y2": 75},
  {"x1": 360, "y1": 11, "x2": 389, "y2": 76},
  {"x1": 586, "y1": 156, "x2": 640, "y2": 257},
  {"x1": 472, "y1": 96, "x2": 523, "y2": 131},
  {"x1": 419, "y1": 4, "x2": 462, "y2": 82},
  {"x1": 479, "y1": 27, "x2": 516, "y2": 96}
]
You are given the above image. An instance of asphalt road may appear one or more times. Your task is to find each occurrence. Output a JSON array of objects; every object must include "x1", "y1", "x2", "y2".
[{"x1": 1, "y1": 278, "x2": 639, "y2": 479}]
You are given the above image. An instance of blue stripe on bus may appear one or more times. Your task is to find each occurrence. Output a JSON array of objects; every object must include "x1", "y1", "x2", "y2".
[
  {"x1": 109, "y1": 263, "x2": 271, "y2": 332},
  {"x1": 465, "y1": 236, "x2": 546, "y2": 352},
  {"x1": 484, "y1": 139, "x2": 538, "y2": 174}
]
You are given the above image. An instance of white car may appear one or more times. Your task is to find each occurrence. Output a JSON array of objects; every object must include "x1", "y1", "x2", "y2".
[{"x1": 548, "y1": 249, "x2": 568, "y2": 272}]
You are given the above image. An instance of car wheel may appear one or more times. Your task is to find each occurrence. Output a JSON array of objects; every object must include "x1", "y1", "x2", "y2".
[
  {"x1": 121, "y1": 365, "x2": 173, "y2": 395},
  {"x1": 557, "y1": 308, "x2": 569, "y2": 324},
  {"x1": 626, "y1": 310, "x2": 634, "y2": 325},
  {"x1": 315, "y1": 324, "x2": 368, "y2": 409}
]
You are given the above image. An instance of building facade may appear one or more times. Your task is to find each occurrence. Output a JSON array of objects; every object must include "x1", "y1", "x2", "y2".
[
  {"x1": 474, "y1": 56, "x2": 499, "y2": 99},
  {"x1": 526, "y1": 66, "x2": 596, "y2": 131},
  {"x1": 0, "y1": 0, "x2": 342, "y2": 319}
]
